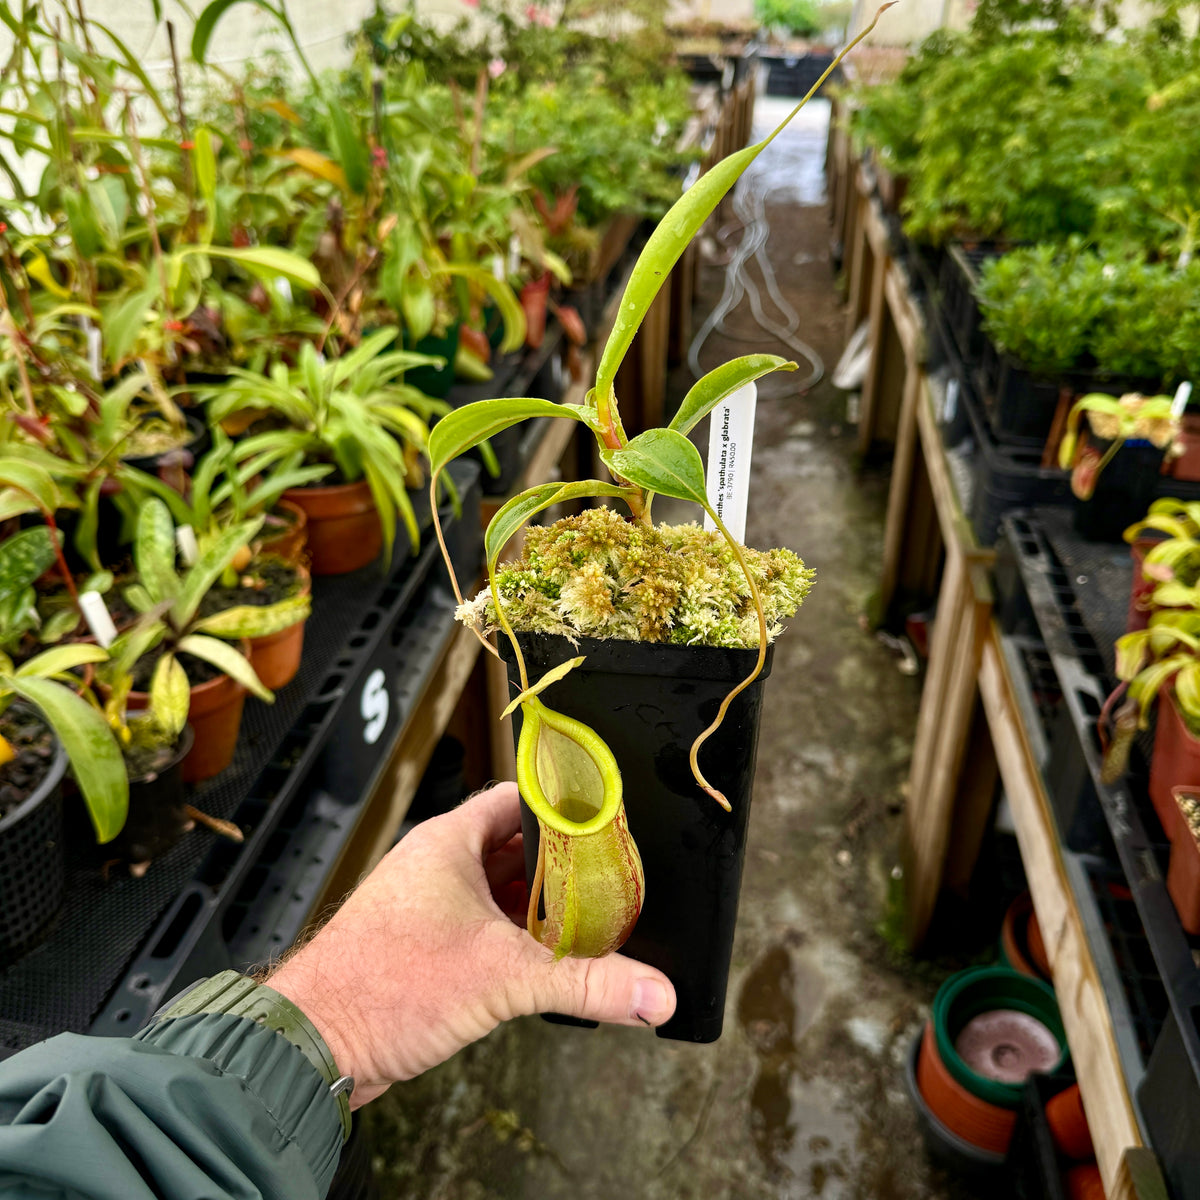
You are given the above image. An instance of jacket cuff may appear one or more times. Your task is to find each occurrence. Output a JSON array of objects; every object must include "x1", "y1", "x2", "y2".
[{"x1": 136, "y1": 1012, "x2": 343, "y2": 1194}]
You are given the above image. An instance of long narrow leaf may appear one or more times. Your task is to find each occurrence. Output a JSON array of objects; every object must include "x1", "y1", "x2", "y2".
[
  {"x1": 178, "y1": 633, "x2": 273, "y2": 702},
  {"x1": 428, "y1": 398, "x2": 596, "y2": 476}
]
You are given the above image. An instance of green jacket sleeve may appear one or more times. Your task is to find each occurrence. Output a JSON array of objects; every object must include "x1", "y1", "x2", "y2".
[{"x1": 0, "y1": 1013, "x2": 343, "y2": 1200}]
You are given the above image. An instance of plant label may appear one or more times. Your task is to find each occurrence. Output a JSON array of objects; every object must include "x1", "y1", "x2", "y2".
[
  {"x1": 508, "y1": 234, "x2": 521, "y2": 278},
  {"x1": 79, "y1": 591, "x2": 117, "y2": 648},
  {"x1": 492, "y1": 254, "x2": 506, "y2": 282},
  {"x1": 704, "y1": 381, "x2": 757, "y2": 544},
  {"x1": 943, "y1": 377, "x2": 959, "y2": 425},
  {"x1": 176, "y1": 525, "x2": 199, "y2": 566}
]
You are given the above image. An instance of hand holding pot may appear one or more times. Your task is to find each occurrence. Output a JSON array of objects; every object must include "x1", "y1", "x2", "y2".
[{"x1": 269, "y1": 782, "x2": 676, "y2": 1107}]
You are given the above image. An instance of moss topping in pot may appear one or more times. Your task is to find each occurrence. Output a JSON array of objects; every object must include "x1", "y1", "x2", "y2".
[{"x1": 457, "y1": 507, "x2": 814, "y2": 649}]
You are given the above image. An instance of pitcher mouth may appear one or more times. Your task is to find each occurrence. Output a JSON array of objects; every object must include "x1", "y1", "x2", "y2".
[{"x1": 515, "y1": 697, "x2": 623, "y2": 837}]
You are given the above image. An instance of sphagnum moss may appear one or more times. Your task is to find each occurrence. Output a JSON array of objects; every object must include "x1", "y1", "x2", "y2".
[{"x1": 456, "y1": 506, "x2": 814, "y2": 649}]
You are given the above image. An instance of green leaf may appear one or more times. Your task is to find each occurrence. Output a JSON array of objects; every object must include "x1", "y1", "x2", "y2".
[
  {"x1": 41, "y1": 607, "x2": 82, "y2": 644},
  {"x1": 14, "y1": 643, "x2": 108, "y2": 678},
  {"x1": 149, "y1": 651, "x2": 190, "y2": 739},
  {"x1": 1115, "y1": 631, "x2": 1151, "y2": 681},
  {"x1": 485, "y1": 480, "x2": 629, "y2": 576},
  {"x1": 594, "y1": 143, "x2": 761, "y2": 403},
  {"x1": 5, "y1": 675, "x2": 127, "y2": 842},
  {"x1": 669, "y1": 355, "x2": 796, "y2": 436},
  {"x1": 327, "y1": 100, "x2": 368, "y2": 195},
  {"x1": 192, "y1": 0, "x2": 279, "y2": 64},
  {"x1": 173, "y1": 518, "x2": 264, "y2": 628},
  {"x1": 0, "y1": 459, "x2": 59, "y2": 514},
  {"x1": 602, "y1": 428, "x2": 708, "y2": 507},
  {"x1": 428, "y1": 398, "x2": 595, "y2": 477},
  {"x1": 192, "y1": 591, "x2": 310, "y2": 638},
  {"x1": 1177, "y1": 661, "x2": 1200, "y2": 725},
  {"x1": 135, "y1": 498, "x2": 179, "y2": 605},
  {"x1": 193, "y1": 126, "x2": 218, "y2": 213},
  {"x1": 500, "y1": 656, "x2": 586, "y2": 720},
  {"x1": 199, "y1": 246, "x2": 319, "y2": 289},
  {"x1": 177, "y1": 634, "x2": 273, "y2": 702},
  {"x1": 104, "y1": 283, "x2": 158, "y2": 365},
  {"x1": 435, "y1": 265, "x2": 526, "y2": 354},
  {"x1": 0, "y1": 527, "x2": 57, "y2": 598}
]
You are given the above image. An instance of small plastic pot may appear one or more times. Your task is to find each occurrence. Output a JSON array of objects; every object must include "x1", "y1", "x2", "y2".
[
  {"x1": 933, "y1": 967, "x2": 1068, "y2": 1108},
  {"x1": 1072, "y1": 435, "x2": 1165, "y2": 544},
  {"x1": 247, "y1": 566, "x2": 310, "y2": 690},
  {"x1": 1167, "y1": 787, "x2": 1200, "y2": 935},
  {"x1": 109, "y1": 726, "x2": 196, "y2": 863},
  {"x1": 0, "y1": 715, "x2": 67, "y2": 965},
  {"x1": 1149, "y1": 691, "x2": 1200, "y2": 842},
  {"x1": 127, "y1": 650, "x2": 250, "y2": 784},
  {"x1": 916, "y1": 1020, "x2": 1019, "y2": 1155},
  {"x1": 281, "y1": 479, "x2": 382, "y2": 576},
  {"x1": 257, "y1": 499, "x2": 308, "y2": 566},
  {"x1": 1045, "y1": 1082, "x2": 1094, "y2": 1162}
]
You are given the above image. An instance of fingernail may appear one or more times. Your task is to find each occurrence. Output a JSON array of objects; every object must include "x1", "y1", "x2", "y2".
[{"x1": 630, "y1": 978, "x2": 672, "y2": 1025}]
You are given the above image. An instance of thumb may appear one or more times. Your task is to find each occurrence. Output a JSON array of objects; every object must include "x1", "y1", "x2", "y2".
[{"x1": 531, "y1": 952, "x2": 677, "y2": 1028}]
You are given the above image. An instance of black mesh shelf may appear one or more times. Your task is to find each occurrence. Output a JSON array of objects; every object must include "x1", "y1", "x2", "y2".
[
  {"x1": 0, "y1": 460, "x2": 482, "y2": 1053},
  {"x1": 998, "y1": 509, "x2": 1200, "y2": 1198}
]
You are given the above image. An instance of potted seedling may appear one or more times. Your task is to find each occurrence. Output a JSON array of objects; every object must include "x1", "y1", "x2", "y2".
[
  {"x1": 0, "y1": 526, "x2": 128, "y2": 960},
  {"x1": 1110, "y1": 612, "x2": 1200, "y2": 839},
  {"x1": 200, "y1": 333, "x2": 446, "y2": 575},
  {"x1": 1057, "y1": 392, "x2": 1178, "y2": 542},
  {"x1": 113, "y1": 499, "x2": 300, "y2": 782},
  {"x1": 424, "y1": 15, "x2": 886, "y2": 1042},
  {"x1": 1122, "y1": 499, "x2": 1200, "y2": 632}
]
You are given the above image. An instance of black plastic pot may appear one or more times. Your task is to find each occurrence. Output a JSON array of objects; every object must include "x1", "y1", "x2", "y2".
[
  {"x1": 503, "y1": 632, "x2": 775, "y2": 1043},
  {"x1": 1072, "y1": 436, "x2": 1165, "y2": 543},
  {"x1": 110, "y1": 726, "x2": 195, "y2": 863},
  {"x1": 121, "y1": 413, "x2": 210, "y2": 477},
  {"x1": 0, "y1": 718, "x2": 68, "y2": 966}
]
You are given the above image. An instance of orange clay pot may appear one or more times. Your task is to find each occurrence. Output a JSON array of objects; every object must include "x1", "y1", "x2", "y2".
[
  {"x1": 1167, "y1": 788, "x2": 1200, "y2": 936},
  {"x1": 257, "y1": 499, "x2": 308, "y2": 566},
  {"x1": 247, "y1": 566, "x2": 310, "y2": 691},
  {"x1": 127, "y1": 646, "x2": 250, "y2": 783},
  {"x1": 282, "y1": 479, "x2": 381, "y2": 576},
  {"x1": 1065, "y1": 1164, "x2": 1105, "y2": 1200},
  {"x1": 1027, "y1": 909, "x2": 1052, "y2": 979},
  {"x1": 1045, "y1": 1084, "x2": 1094, "y2": 1161},
  {"x1": 916, "y1": 1020, "x2": 1017, "y2": 1156},
  {"x1": 1001, "y1": 893, "x2": 1040, "y2": 979},
  {"x1": 1150, "y1": 691, "x2": 1200, "y2": 842}
]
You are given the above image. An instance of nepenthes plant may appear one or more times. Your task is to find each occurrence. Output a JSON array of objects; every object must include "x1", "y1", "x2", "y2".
[{"x1": 430, "y1": 7, "x2": 894, "y2": 962}]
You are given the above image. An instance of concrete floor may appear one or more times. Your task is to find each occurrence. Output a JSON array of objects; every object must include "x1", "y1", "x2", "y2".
[{"x1": 361, "y1": 98, "x2": 974, "y2": 1200}]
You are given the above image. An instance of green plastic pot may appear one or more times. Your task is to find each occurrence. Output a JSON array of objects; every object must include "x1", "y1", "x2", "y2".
[{"x1": 933, "y1": 966, "x2": 1068, "y2": 1108}]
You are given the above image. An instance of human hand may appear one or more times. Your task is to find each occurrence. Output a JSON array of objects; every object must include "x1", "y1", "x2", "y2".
[{"x1": 268, "y1": 781, "x2": 676, "y2": 1107}]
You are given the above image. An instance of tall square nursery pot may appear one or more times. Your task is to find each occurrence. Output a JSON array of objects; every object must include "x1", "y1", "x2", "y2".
[{"x1": 503, "y1": 632, "x2": 776, "y2": 1043}]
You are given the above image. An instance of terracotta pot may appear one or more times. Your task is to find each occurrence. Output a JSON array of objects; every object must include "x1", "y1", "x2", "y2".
[
  {"x1": 1046, "y1": 1083, "x2": 1093, "y2": 1161},
  {"x1": 1065, "y1": 1164, "x2": 1105, "y2": 1200},
  {"x1": 127, "y1": 650, "x2": 249, "y2": 783},
  {"x1": 247, "y1": 566, "x2": 310, "y2": 690},
  {"x1": 282, "y1": 479, "x2": 381, "y2": 576},
  {"x1": 916, "y1": 1020, "x2": 1017, "y2": 1155},
  {"x1": 1167, "y1": 788, "x2": 1200, "y2": 935},
  {"x1": 1149, "y1": 690, "x2": 1200, "y2": 841},
  {"x1": 1000, "y1": 893, "x2": 1040, "y2": 978},
  {"x1": 1170, "y1": 413, "x2": 1200, "y2": 481},
  {"x1": 258, "y1": 499, "x2": 308, "y2": 566},
  {"x1": 1026, "y1": 909, "x2": 1052, "y2": 979},
  {"x1": 520, "y1": 273, "x2": 551, "y2": 350}
]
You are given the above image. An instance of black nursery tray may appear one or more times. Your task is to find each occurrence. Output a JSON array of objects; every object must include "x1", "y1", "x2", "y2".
[
  {"x1": 996, "y1": 508, "x2": 1200, "y2": 1199},
  {"x1": 0, "y1": 461, "x2": 482, "y2": 1054}
]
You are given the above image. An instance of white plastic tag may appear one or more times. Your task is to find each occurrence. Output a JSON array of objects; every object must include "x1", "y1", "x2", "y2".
[
  {"x1": 274, "y1": 277, "x2": 293, "y2": 305},
  {"x1": 84, "y1": 320, "x2": 102, "y2": 381},
  {"x1": 1172, "y1": 380, "x2": 1193, "y2": 420},
  {"x1": 79, "y1": 591, "x2": 117, "y2": 649},
  {"x1": 492, "y1": 253, "x2": 506, "y2": 282},
  {"x1": 508, "y1": 233, "x2": 521, "y2": 277},
  {"x1": 176, "y1": 525, "x2": 199, "y2": 566},
  {"x1": 703, "y1": 382, "x2": 757, "y2": 544}
]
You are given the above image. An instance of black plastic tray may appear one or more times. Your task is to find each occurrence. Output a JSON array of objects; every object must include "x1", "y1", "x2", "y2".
[
  {"x1": 998, "y1": 508, "x2": 1200, "y2": 1198},
  {"x1": 0, "y1": 461, "x2": 482, "y2": 1052},
  {"x1": 761, "y1": 53, "x2": 839, "y2": 97}
]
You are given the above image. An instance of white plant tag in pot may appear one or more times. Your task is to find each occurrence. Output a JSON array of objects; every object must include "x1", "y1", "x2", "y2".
[{"x1": 704, "y1": 381, "x2": 757, "y2": 544}]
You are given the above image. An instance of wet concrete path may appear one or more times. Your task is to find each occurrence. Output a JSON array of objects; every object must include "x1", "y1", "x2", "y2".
[{"x1": 363, "y1": 97, "x2": 972, "y2": 1200}]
